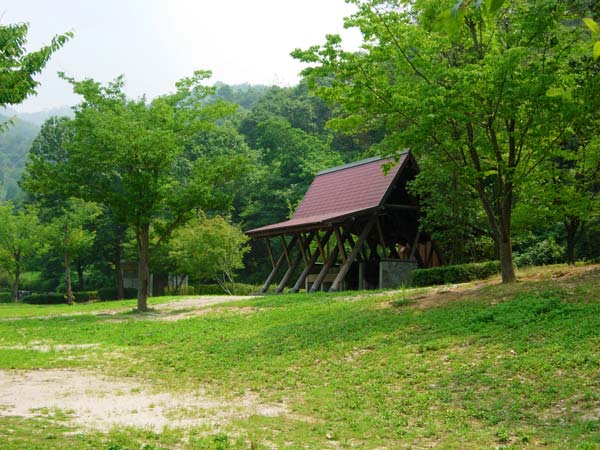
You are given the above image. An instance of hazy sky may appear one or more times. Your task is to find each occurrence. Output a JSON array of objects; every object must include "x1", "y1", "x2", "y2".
[{"x1": 4, "y1": 0, "x2": 362, "y2": 113}]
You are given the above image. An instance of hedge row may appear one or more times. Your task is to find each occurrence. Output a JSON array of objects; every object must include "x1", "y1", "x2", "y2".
[
  {"x1": 410, "y1": 261, "x2": 501, "y2": 287},
  {"x1": 97, "y1": 287, "x2": 138, "y2": 301},
  {"x1": 0, "y1": 292, "x2": 12, "y2": 303},
  {"x1": 22, "y1": 293, "x2": 66, "y2": 305}
]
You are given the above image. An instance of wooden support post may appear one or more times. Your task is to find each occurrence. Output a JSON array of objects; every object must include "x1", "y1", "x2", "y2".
[
  {"x1": 296, "y1": 233, "x2": 313, "y2": 267},
  {"x1": 409, "y1": 231, "x2": 421, "y2": 260},
  {"x1": 265, "y1": 238, "x2": 276, "y2": 268},
  {"x1": 329, "y1": 217, "x2": 377, "y2": 292},
  {"x1": 290, "y1": 230, "x2": 332, "y2": 293},
  {"x1": 376, "y1": 217, "x2": 387, "y2": 257},
  {"x1": 280, "y1": 235, "x2": 292, "y2": 267},
  {"x1": 259, "y1": 235, "x2": 298, "y2": 294},
  {"x1": 425, "y1": 242, "x2": 434, "y2": 267},
  {"x1": 276, "y1": 251, "x2": 302, "y2": 294},
  {"x1": 310, "y1": 229, "x2": 350, "y2": 293},
  {"x1": 334, "y1": 227, "x2": 347, "y2": 263},
  {"x1": 315, "y1": 232, "x2": 326, "y2": 262}
]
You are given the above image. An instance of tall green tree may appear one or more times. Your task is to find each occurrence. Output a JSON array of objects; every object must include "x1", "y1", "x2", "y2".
[
  {"x1": 293, "y1": 0, "x2": 591, "y2": 282},
  {"x1": 60, "y1": 71, "x2": 242, "y2": 311},
  {"x1": 0, "y1": 203, "x2": 45, "y2": 301}
]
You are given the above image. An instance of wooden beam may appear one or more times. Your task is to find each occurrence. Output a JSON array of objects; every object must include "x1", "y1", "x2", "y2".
[
  {"x1": 329, "y1": 216, "x2": 377, "y2": 292},
  {"x1": 315, "y1": 232, "x2": 327, "y2": 261},
  {"x1": 297, "y1": 234, "x2": 309, "y2": 266},
  {"x1": 276, "y1": 251, "x2": 302, "y2": 294},
  {"x1": 409, "y1": 231, "x2": 421, "y2": 260},
  {"x1": 375, "y1": 217, "x2": 387, "y2": 258},
  {"x1": 259, "y1": 235, "x2": 298, "y2": 294},
  {"x1": 334, "y1": 227, "x2": 347, "y2": 263},
  {"x1": 290, "y1": 230, "x2": 333, "y2": 293},
  {"x1": 265, "y1": 238, "x2": 276, "y2": 269},
  {"x1": 280, "y1": 235, "x2": 292, "y2": 267},
  {"x1": 383, "y1": 204, "x2": 419, "y2": 211},
  {"x1": 309, "y1": 229, "x2": 350, "y2": 293},
  {"x1": 425, "y1": 242, "x2": 434, "y2": 267}
]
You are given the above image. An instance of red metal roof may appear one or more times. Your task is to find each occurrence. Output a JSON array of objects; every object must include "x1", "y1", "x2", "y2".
[{"x1": 246, "y1": 152, "x2": 409, "y2": 237}]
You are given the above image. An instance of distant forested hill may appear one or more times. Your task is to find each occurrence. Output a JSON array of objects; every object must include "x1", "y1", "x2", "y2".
[{"x1": 0, "y1": 115, "x2": 39, "y2": 201}]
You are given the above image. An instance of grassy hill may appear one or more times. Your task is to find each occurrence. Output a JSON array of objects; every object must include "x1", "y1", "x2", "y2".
[{"x1": 0, "y1": 264, "x2": 598, "y2": 449}]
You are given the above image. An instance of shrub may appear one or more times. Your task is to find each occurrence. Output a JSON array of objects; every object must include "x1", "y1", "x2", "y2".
[
  {"x1": 514, "y1": 238, "x2": 563, "y2": 267},
  {"x1": 97, "y1": 287, "x2": 137, "y2": 301},
  {"x1": 21, "y1": 293, "x2": 66, "y2": 305},
  {"x1": 0, "y1": 292, "x2": 12, "y2": 303},
  {"x1": 73, "y1": 291, "x2": 99, "y2": 302},
  {"x1": 410, "y1": 261, "x2": 501, "y2": 287}
]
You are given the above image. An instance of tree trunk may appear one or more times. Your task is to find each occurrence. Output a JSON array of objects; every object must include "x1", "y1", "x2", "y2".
[
  {"x1": 65, "y1": 253, "x2": 73, "y2": 305},
  {"x1": 498, "y1": 238, "x2": 516, "y2": 283},
  {"x1": 12, "y1": 260, "x2": 20, "y2": 303},
  {"x1": 76, "y1": 258, "x2": 84, "y2": 291},
  {"x1": 114, "y1": 243, "x2": 125, "y2": 300},
  {"x1": 564, "y1": 217, "x2": 581, "y2": 266},
  {"x1": 136, "y1": 224, "x2": 150, "y2": 312}
]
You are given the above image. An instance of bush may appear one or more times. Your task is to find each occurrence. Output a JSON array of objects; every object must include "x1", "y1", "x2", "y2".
[
  {"x1": 21, "y1": 293, "x2": 66, "y2": 305},
  {"x1": 195, "y1": 283, "x2": 259, "y2": 296},
  {"x1": 0, "y1": 292, "x2": 12, "y2": 303},
  {"x1": 410, "y1": 261, "x2": 501, "y2": 287},
  {"x1": 97, "y1": 287, "x2": 137, "y2": 301},
  {"x1": 73, "y1": 291, "x2": 99, "y2": 302},
  {"x1": 514, "y1": 238, "x2": 563, "y2": 267}
]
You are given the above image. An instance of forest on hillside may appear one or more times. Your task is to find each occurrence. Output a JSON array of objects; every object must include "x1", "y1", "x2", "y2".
[{"x1": 0, "y1": 0, "x2": 599, "y2": 308}]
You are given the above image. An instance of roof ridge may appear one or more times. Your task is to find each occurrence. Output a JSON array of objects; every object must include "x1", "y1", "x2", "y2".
[{"x1": 316, "y1": 150, "x2": 409, "y2": 176}]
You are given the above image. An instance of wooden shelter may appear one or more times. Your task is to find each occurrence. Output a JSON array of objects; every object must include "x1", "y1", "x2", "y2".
[{"x1": 246, "y1": 151, "x2": 442, "y2": 294}]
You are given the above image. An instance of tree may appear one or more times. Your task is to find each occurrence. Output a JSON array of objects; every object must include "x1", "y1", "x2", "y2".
[
  {"x1": 47, "y1": 198, "x2": 100, "y2": 304},
  {"x1": 61, "y1": 71, "x2": 243, "y2": 311},
  {"x1": 0, "y1": 23, "x2": 71, "y2": 111},
  {"x1": 293, "y1": 0, "x2": 591, "y2": 282},
  {"x1": 168, "y1": 215, "x2": 250, "y2": 294},
  {"x1": 0, "y1": 203, "x2": 45, "y2": 301}
]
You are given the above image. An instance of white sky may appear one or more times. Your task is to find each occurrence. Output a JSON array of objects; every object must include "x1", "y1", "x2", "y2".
[{"x1": 3, "y1": 0, "x2": 362, "y2": 113}]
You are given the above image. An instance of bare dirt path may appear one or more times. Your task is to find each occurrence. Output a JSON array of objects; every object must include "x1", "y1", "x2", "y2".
[{"x1": 0, "y1": 368, "x2": 287, "y2": 431}]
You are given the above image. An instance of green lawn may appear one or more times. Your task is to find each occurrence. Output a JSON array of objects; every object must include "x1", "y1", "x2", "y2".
[{"x1": 0, "y1": 265, "x2": 599, "y2": 449}]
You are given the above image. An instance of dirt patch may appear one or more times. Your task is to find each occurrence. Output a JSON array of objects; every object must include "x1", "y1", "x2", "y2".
[
  {"x1": 98, "y1": 296, "x2": 257, "y2": 323},
  {"x1": 158, "y1": 306, "x2": 258, "y2": 322},
  {"x1": 0, "y1": 342, "x2": 99, "y2": 352},
  {"x1": 0, "y1": 369, "x2": 293, "y2": 432},
  {"x1": 384, "y1": 264, "x2": 600, "y2": 311}
]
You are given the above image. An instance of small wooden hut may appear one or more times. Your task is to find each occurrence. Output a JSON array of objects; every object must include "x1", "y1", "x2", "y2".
[{"x1": 245, "y1": 151, "x2": 442, "y2": 293}]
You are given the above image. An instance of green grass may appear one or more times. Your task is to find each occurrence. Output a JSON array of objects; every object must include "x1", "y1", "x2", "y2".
[{"x1": 0, "y1": 265, "x2": 599, "y2": 449}]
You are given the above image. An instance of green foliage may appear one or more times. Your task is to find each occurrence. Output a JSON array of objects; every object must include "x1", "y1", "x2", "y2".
[
  {"x1": 0, "y1": 202, "x2": 46, "y2": 299},
  {"x1": 72, "y1": 291, "x2": 99, "y2": 303},
  {"x1": 0, "y1": 23, "x2": 71, "y2": 108},
  {"x1": 97, "y1": 287, "x2": 137, "y2": 301},
  {"x1": 410, "y1": 261, "x2": 501, "y2": 286},
  {"x1": 514, "y1": 237, "x2": 564, "y2": 268},
  {"x1": 0, "y1": 292, "x2": 11, "y2": 303},
  {"x1": 169, "y1": 215, "x2": 250, "y2": 294},
  {"x1": 57, "y1": 71, "x2": 244, "y2": 310},
  {"x1": 293, "y1": 0, "x2": 594, "y2": 282},
  {"x1": 21, "y1": 292, "x2": 65, "y2": 305},
  {"x1": 21, "y1": 116, "x2": 72, "y2": 207}
]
